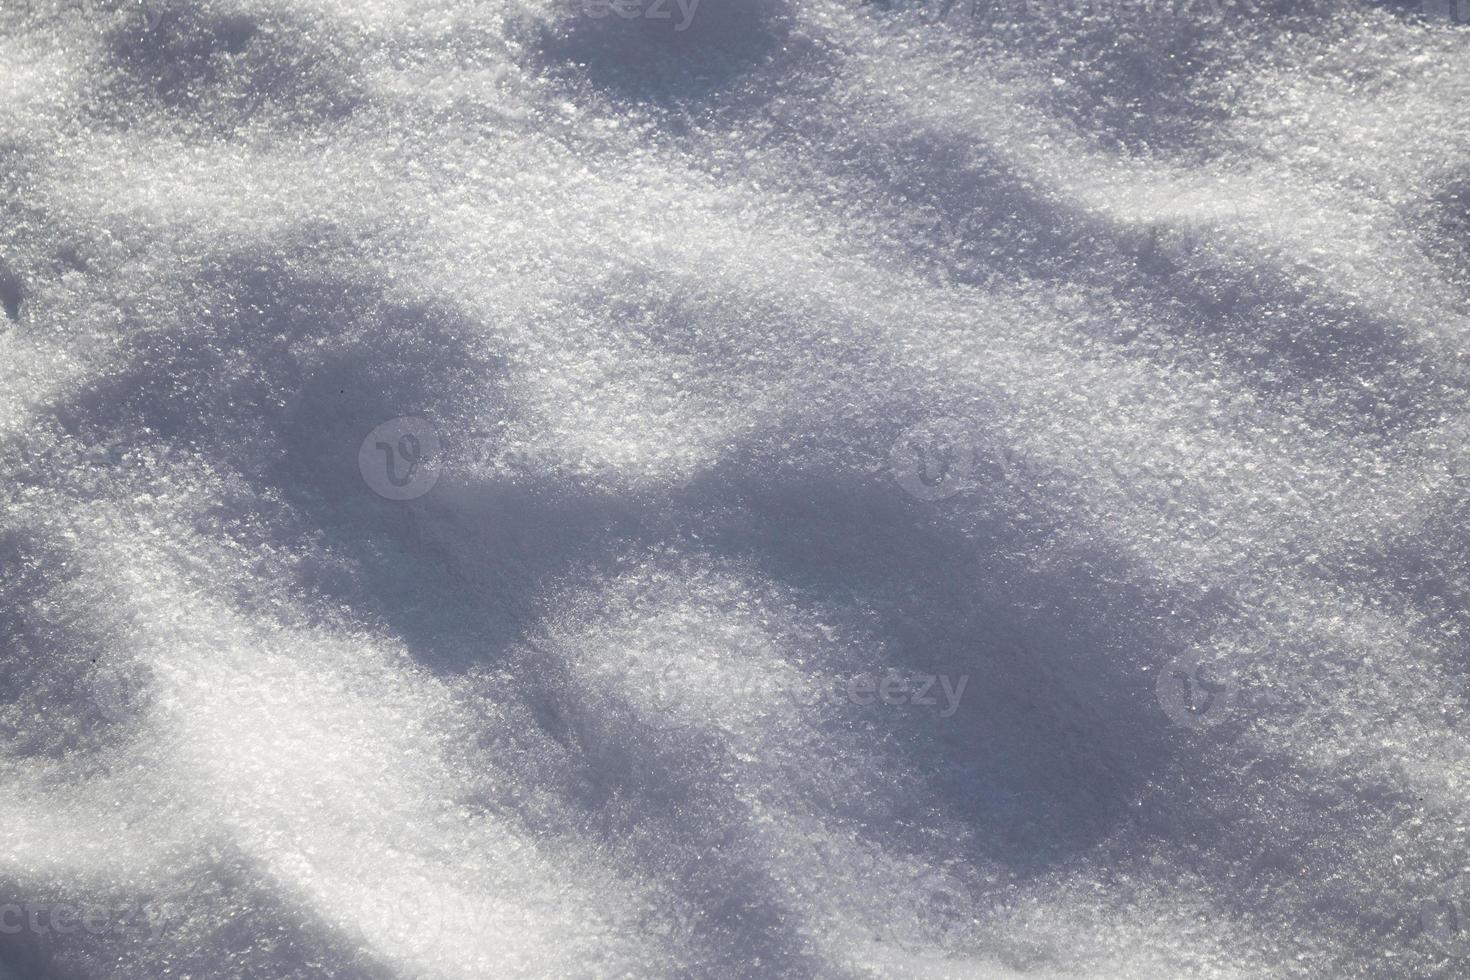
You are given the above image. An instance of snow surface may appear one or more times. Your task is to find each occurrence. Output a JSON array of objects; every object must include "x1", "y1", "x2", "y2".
[{"x1": 2, "y1": 0, "x2": 1470, "y2": 977}]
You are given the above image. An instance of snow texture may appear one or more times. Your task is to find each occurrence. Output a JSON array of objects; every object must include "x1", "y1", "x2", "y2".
[{"x1": 1, "y1": 0, "x2": 1470, "y2": 977}]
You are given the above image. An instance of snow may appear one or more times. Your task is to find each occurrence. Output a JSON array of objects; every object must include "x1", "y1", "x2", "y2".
[{"x1": 2, "y1": 0, "x2": 1470, "y2": 977}]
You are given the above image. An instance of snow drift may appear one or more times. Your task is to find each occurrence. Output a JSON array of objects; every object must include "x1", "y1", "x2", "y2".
[{"x1": 2, "y1": 0, "x2": 1470, "y2": 976}]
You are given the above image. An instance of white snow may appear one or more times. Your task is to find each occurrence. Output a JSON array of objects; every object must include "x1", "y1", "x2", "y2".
[{"x1": 2, "y1": 0, "x2": 1470, "y2": 976}]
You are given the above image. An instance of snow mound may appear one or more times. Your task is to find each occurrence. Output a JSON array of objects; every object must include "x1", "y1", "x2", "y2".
[{"x1": 3, "y1": 0, "x2": 1470, "y2": 977}]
